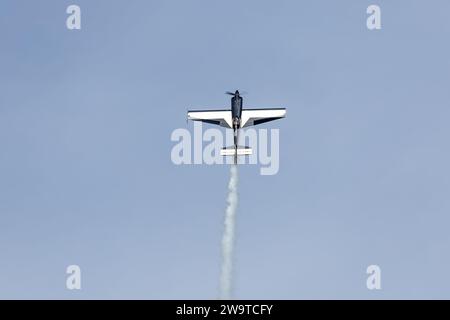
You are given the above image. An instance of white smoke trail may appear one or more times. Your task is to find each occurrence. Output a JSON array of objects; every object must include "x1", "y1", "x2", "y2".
[{"x1": 219, "y1": 164, "x2": 239, "y2": 300}]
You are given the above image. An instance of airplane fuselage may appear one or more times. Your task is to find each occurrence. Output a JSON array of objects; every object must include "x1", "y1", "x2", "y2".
[
  {"x1": 231, "y1": 92, "x2": 243, "y2": 129},
  {"x1": 230, "y1": 91, "x2": 243, "y2": 159}
]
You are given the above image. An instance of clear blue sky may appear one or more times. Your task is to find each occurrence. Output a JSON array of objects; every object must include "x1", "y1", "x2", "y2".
[{"x1": 1, "y1": 0, "x2": 450, "y2": 299}]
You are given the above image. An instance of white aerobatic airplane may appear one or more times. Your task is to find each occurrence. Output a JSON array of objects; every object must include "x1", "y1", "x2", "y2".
[{"x1": 188, "y1": 90, "x2": 286, "y2": 164}]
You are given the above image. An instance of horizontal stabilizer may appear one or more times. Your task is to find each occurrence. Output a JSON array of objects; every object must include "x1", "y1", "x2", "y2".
[{"x1": 220, "y1": 146, "x2": 253, "y2": 156}]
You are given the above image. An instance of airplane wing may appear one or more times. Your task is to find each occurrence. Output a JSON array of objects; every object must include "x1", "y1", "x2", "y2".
[
  {"x1": 187, "y1": 110, "x2": 233, "y2": 128},
  {"x1": 240, "y1": 108, "x2": 286, "y2": 128}
]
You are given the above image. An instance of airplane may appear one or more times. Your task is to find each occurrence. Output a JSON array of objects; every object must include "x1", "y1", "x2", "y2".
[{"x1": 187, "y1": 90, "x2": 286, "y2": 164}]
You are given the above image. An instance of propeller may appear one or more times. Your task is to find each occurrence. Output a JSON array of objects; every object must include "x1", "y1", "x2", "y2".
[{"x1": 225, "y1": 90, "x2": 247, "y2": 96}]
